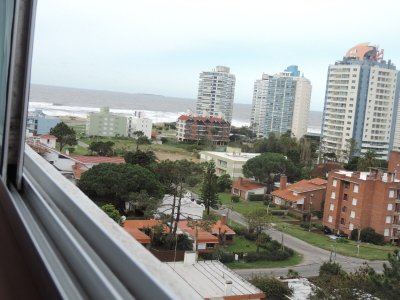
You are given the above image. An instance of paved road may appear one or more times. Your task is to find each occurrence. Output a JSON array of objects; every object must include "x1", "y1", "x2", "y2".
[{"x1": 216, "y1": 206, "x2": 386, "y2": 278}]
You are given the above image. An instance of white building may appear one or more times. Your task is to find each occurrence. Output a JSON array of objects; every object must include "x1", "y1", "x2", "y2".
[
  {"x1": 250, "y1": 66, "x2": 312, "y2": 138},
  {"x1": 200, "y1": 148, "x2": 260, "y2": 179},
  {"x1": 156, "y1": 194, "x2": 205, "y2": 220},
  {"x1": 127, "y1": 116, "x2": 152, "y2": 139},
  {"x1": 196, "y1": 66, "x2": 236, "y2": 122},
  {"x1": 321, "y1": 43, "x2": 400, "y2": 161}
]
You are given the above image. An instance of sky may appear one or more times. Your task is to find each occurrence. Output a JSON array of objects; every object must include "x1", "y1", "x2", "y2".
[{"x1": 31, "y1": 0, "x2": 400, "y2": 111}]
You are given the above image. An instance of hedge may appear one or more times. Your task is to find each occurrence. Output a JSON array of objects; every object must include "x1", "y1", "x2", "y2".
[
  {"x1": 248, "y1": 194, "x2": 265, "y2": 201},
  {"x1": 271, "y1": 210, "x2": 285, "y2": 216}
]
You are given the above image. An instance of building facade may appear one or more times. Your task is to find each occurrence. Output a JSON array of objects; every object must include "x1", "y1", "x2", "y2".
[
  {"x1": 321, "y1": 43, "x2": 400, "y2": 161},
  {"x1": 176, "y1": 115, "x2": 230, "y2": 145},
  {"x1": 195, "y1": 66, "x2": 236, "y2": 122},
  {"x1": 27, "y1": 110, "x2": 61, "y2": 135},
  {"x1": 200, "y1": 149, "x2": 260, "y2": 179},
  {"x1": 250, "y1": 67, "x2": 311, "y2": 138},
  {"x1": 323, "y1": 168, "x2": 400, "y2": 242},
  {"x1": 86, "y1": 107, "x2": 152, "y2": 139}
]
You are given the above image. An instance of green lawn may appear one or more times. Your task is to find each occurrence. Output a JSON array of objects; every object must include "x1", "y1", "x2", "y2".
[
  {"x1": 219, "y1": 192, "x2": 266, "y2": 215},
  {"x1": 72, "y1": 145, "x2": 89, "y2": 155},
  {"x1": 226, "y1": 252, "x2": 303, "y2": 269},
  {"x1": 275, "y1": 223, "x2": 397, "y2": 260},
  {"x1": 223, "y1": 236, "x2": 257, "y2": 252}
]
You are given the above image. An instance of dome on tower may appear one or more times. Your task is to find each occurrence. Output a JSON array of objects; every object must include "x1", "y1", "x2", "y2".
[{"x1": 345, "y1": 43, "x2": 377, "y2": 60}]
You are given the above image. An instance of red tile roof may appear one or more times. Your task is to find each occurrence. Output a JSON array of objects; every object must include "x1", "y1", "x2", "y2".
[
  {"x1": 40, "y1": 134, "x2": 57, "y2": 139},
  {"x1": 124, "y1": 220, "x2": 165, "y2": 230},
  {"x1": 70, "y1": 155, "x2": 126, "y2": 164},
  {"x1": 72, "y1": 163, "x2": 89, "y2": 180},
  {"x1": 178, "y1": 221, "x2": 219, "y2": 243},
  {"x1": 124, "y1": 227, "x2": 151, "y2": 244},
  {"x1": 272, "y1": 178, "x2": 327, "y2": 202},
  {"x1": 232, "y1": 179, "x2": 265, "y2": 191},
  {"x1": 211, "y1": 220, "x2": 235, "y2": 235}
]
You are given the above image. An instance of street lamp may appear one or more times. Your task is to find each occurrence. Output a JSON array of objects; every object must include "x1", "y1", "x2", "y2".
[{"x1": 308, "y1": 194, "x2": 314, "y2": 232}]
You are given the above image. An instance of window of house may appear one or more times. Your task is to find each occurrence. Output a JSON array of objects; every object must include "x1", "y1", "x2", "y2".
[
  {"x1": 386, "y1": 216, "x2": 391, "y2": 224},
  {"x1": 389, "y1": 189, "x2": 395, "y2": 198},
  {"x1": 340, "y1": 218, "x2": 345, "y2": 225},
  {"x1": 384, "y1": 229, "x2": 390, "y2": 237},
  {"x1": 330, "y1": 204, "x2": 334, "y2": 211},
  {"x1": 352, "y1": 198, "x2": 357, "y2": 206},
  {"x1": 349, "y1": 223, "x2": 354, "y2": 231},
  {"x1": 332, "y1": 179, "x2": 337, "y2": 187},
  {"x1": 343, "y1": 194, "x2": 348, "y2": 200},
  {"x1": 388, "y1": 203, "x2": 393, "y2": 211},
  {"x1": 350, "y1": 211, "x2": 355, "y2": 218},
  {"x1": 342, "y1": 206, "x2": 347, "y2": 212},
  {"x1": 331, "y1": 191, "x2": 336, "y2": 199},
  {"x1": 344, "y1": 181, "x2": 350, "y2": 189},
  {"x1": 328, "y1": 216, "x2": 333, "y2": 223},
  {"x1": 353, "y1": 184, "x2": 359, "y2": 193}
]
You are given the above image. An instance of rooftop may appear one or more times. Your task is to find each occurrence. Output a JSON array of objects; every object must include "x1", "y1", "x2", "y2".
[
  {"x1": 232, "y1": 178, "x2": 265, "y2": 191},
  {"x1": 70, "y1": 155, "x2": 126, "y2": 165},
  {"x1": 165, "y1": 258, "x2": 264, "y2": 299},
  {"x1": 40, "y1": 134, "x2": 57, "y2": 139},
  {"x1": 177, "y1": 115, "x2": 227, "y2": 123},
  {"x1": 272, "y1": 178, "x2": 327, "y2": 202}
]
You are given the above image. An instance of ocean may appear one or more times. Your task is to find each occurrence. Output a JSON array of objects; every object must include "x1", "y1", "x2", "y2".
[{"x1": 29, "y1": 84, "x2": 322, "y2": 132}]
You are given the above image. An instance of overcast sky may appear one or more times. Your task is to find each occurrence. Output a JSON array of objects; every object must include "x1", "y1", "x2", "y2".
[{"x1": 31, "y1": 0, "x2": 400, "y2": 111}]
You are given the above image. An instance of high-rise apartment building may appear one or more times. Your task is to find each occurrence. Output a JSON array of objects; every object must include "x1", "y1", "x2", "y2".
[
  {"x1": 250, "y1": 67, "x2": 311, "y2": 138},
  {"x1": 195, "y1": 66, "x2": 236, "y2": 122},
  {"x1": 321, "y1": 43, "x2": 400, "y2": 161}
]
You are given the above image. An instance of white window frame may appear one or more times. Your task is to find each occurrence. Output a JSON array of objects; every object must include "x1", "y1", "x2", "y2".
[
  {"x1": 353, "y1": 184, "x2": 359, "y2": 193},
  {"x1": 386, "y1": 216, "x2": 391, "y2": 224},
  {"x1": 328, "y1": 216, "x2": 333, "y2": 223},
  {"x1": 329, "y1": 204, "x2": 334, "y2": 211},
  {"x1": 352, "y1": 198, "x2": 357, "y2": 206},
  {"x1": 331, "y1": 191, "x2": 336, "y2": 199},
  {"x1": 388, "y1": 203, "x2": 393, "y2": 211},
  {"x1": 350, "y1": 211, "x2": 355, "y2": 218}
]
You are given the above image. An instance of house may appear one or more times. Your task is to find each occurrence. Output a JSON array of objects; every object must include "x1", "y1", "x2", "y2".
[
  {"x1": 26, "y1": 110, "x2": 61, "y2": 135},
  {"x1": 123, "y1": 220, "x2": 166, "y2": 247},
  {"x1": 176, "y1": 115, "x2": 230, "y2": 145},
  {"x1": 39, "y1": 134, "x2": 57, "y2": 149},
  {"x1": 211, "y1": 215, "x2": 235, "y2": 244},
  {"x1": 272, "y1": 175, "x2": 327, "y2": 214},
  {"x1": 165, "y1": 252, "x2": 265, "y2": 300},
  {"x1": 178, "y1": 220, "x2": 220, "y2": 253},
  {"x1": 200, "y1": 148, "x2": 260, "y2": 179},
  {"x1": 156, "y1": 194, "x2": 205, "y2": 220},
  {"x1": 323, "y1": 167, "x2": 400, "y2": 242},
  {"x1": 231, "y1": 178, "x2": 266, "y2": 200}
]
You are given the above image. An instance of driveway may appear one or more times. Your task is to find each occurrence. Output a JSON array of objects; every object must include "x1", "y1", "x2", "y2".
[{"x1": 215, "y1": 206, "x2": 386, "y2": 278}]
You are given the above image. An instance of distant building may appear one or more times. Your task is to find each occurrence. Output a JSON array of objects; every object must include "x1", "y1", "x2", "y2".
[
  {"x1": 200, "y1": 148, "x2": 260, "y2": 179},
  {"x1": 323, "y1": 166, "x2": 400, "y2": 242},
  {"x1": 165, "y1": 252, "x2": 265, "y2": 300},
  {"x1": 86, "y1": 107, "x2": 128, "y2": 137},
  {"x1": 27, "y1": 110, "x2": 61, "y2": 135},
  {"x1": 156, "y1": 194, "x2": 205, "y2": 220},
  {"x1": 86, "y1": 107, "x2": 152, "y2": 139},
  {"x1": 39, "y1": 134, "x2": 57, "y2": 149},
  {"x1": 272, "y1": 175, "x2": 327, "y2": 216},
  {"x1": 250, "y1": 67, "x2": 312, "y2": 138},
  {"x1": 176, "y1": 115, "x2": 230, "y2": 145},
  {"x1": 321, "y1": 43, "x2": 400, "y2": 161},
  {"x1": 196, "y1": 66, "x2": 236, "y2": 122},
  {"x1": 231, "y1": 178, "x2": 266, "y2": 200}
]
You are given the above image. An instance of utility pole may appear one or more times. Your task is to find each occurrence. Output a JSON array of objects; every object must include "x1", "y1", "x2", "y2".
[{"x1": 308, "y1": 194, "x2": 314, "y2": 232}]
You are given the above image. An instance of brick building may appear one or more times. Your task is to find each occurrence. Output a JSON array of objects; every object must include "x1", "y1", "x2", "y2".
[
  {"x1": 176, "y1": 115, "x2": 230, "y2": 145},
  {"x1": 323, "y1": 168, "x2": 400, "y2": 241},
  {"x1": 272, "y1": 175, "x2": 327, "y2": 214}
]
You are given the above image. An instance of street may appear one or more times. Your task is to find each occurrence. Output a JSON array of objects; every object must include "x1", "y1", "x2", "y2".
[{"x1": 216, "y1": 206, "x2": 386, "y2": 278}]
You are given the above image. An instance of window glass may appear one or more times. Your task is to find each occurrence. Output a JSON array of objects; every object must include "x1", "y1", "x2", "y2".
[{"x1": 0, "y1": 0, "x2": 15, "y2": 171}]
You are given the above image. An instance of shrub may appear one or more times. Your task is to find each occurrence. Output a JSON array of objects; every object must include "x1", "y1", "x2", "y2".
[
  {"x1": 250, "y1": 275, "x2": 293, "y2": 300},
  {"x1": 300, "y1": 223, "x2": 312, "y2": 230},
  {"x1": 314, "y1": 223, "x2": 325, "y2": 231},
  {"x1": 216, "y1": 251, "x2": 235, "y2": 263},
  {"x1": 231, "y1": 195, "x2": 240, "y2": 203},
  {"x1": 336, "y1": 238, "x2": 349, "y2": 244},
  {"x1": 314, "y1": 210, "x2": 324, "y2": 220},
  {"x1": 271, "y1": 210, "x2": 285, "y2": 216},
  {"x1": 231, "y1": 225, "x2": 248, "y2": 237},
  {"x1": 319, "y1": 261, "x2": 345, "y2": 276},
  {"x1": 350, "y1": 227, "x2": 385, "y2": 245},
  {"x1": 248, "y1": 194, "x2": 264, "y2": 201},
  {"x1": 244, "y1": 232, "x2": 258, "y2": 241}
]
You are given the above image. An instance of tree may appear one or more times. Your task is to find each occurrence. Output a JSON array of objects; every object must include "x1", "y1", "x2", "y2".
[
  {"x1": 298, "y1": 137, "x2": 312, "y2": 166},
  {"x1": 89, "y1": 141, "x2": 114, "y2": 156},
  {"x1": 243, "y1": 152, "x2": 299, "y2": 192},
  {"x1": 124, "y1": 150, "x2": 157, "y2": 168},
  {"x1": 342, "y1": 138, "x2": 358, "y2": 162},
  {"x1": 100, "y1": 203, "x2": 122, "y2": 224},
  {"x1": 155, "y1": 160, "x2": 203, "y2": 237},
  {"x1": 128, "y1": 190, "x2": 160, "y2": 218},
  {"x1": 357, "y1": 150, "x2": 379, "y2": 171},
  {"x1": 200, "y1": 161, "x2": 219, "y2": 215},
  {"x1": 78, "y1": 163, "x2": 163, "y2": 213},
  {"x1": 217, "y1": 174, "x2": 232, "y2": 192},
  {"x1": 187, "y1": 217, "x2": 216, "y2": 252},
  {"x1": 250, "y1": 275, "x2": 293, "y2": 300},
  {"x1": 350, "y1": 227, "x2": 384, "y2": 245},
  {"x1": 133, "y1": 131, "x2": 151, "y2": 150},
  {"x1": 244, "y1": 209, "x2": 271, "y2": 252},
  {"x1": 50, "y1": 122, "x2": 77, "y2": 152}
]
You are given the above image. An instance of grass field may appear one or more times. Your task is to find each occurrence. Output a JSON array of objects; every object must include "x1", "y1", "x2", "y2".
[
  {"x1": 218, "y1": 192, "x2": 266, "y2": 215},
  {"x1": 275, "y1": 222, "x2": 396, "y2": 260}
]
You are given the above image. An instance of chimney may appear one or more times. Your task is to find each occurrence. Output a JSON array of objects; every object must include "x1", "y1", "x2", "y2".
[
  {"x1": 280, "y1": 175, "x2": 287, "y2": 190},
  {"x1": 224, "y1": 280, "x2": 233, "y2": 296},
  {"x1": 183, "y1": 251, "x2": 197, "y2": 265},
  {"x1": 220, "y1": 214, "x2": 227, "y2": 226}
]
